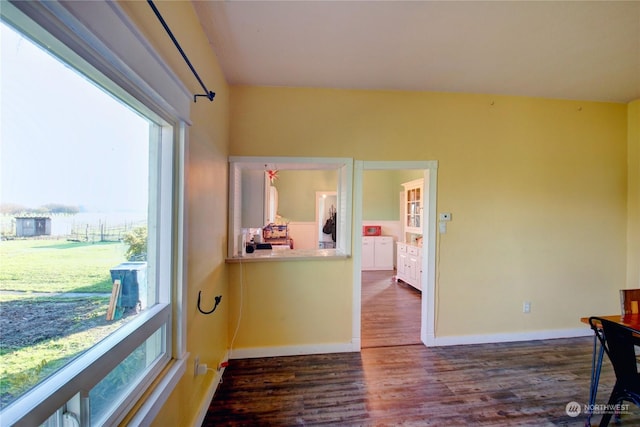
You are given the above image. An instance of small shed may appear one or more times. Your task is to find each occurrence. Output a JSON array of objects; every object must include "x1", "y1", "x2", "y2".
[{"x1": 16, "y1": 217, "x2": 51, "y2": 237}]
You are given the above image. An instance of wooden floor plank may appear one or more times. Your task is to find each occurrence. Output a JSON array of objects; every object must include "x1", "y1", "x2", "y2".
[
  {"x1": 204, "y1": 271, "x2": 640, "y2": 426},
  {"x1": 361, "y1": 270, "x2": 421, "y2": 348}
]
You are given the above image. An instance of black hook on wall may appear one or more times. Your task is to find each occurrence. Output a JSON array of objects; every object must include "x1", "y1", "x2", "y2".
[{"x1": 197, "y1": 291, "x2": 222, "y2": 315}]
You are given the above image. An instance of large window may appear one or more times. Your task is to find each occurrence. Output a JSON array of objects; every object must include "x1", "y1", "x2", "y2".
[{"x1": 0, "y1": 2, "x2": 186, "y2": 425}]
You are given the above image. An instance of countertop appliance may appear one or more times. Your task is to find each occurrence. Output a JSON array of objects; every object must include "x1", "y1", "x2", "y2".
[{"x1": 363, "y1": 225, "x2": 382, "y2": 236}]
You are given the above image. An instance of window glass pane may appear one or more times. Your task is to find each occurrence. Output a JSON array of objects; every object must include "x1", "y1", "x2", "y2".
[
  {"x1": 0, "y1": 20, "x2": 155, "y2": 409},
  {"x1": 89, "y1": 327, "x2": 165, "y2": 424}
]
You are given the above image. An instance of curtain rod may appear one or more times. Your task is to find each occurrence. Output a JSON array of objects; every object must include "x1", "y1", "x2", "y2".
[{"x1": 147, "y1": 0, "x2": 215, "y2": 103}]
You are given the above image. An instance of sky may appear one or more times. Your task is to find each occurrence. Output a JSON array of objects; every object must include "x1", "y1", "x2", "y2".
[{"x1": 1, "y1": 21, "x2": 150, "y2": 213}]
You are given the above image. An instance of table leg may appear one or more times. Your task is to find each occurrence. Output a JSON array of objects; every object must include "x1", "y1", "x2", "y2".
[{"x1": 585, "y1": 331, "x2": 605, "y2": 427}]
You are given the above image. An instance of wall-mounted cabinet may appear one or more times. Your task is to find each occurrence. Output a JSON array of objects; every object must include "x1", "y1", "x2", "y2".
[
  {"x1": 362, "y1": 236, "x2": 394, "y2": 271},
  {"x1": 396, "y1": 242, "x2": 421, "y2": 290},
  {"x1": 402, "y1": 178, "x2": 423, "y2": 235}
]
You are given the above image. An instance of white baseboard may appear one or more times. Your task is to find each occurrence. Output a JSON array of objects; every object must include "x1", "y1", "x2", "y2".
[
  {"x1": 229, "y1": 342, "x2": 358, "y2": 359},
  {"x1": 351, "y1": 337, "x2": 361, "y2": 351},
  {"x1": 431, "y1": 327, "x2": 592, "y2": 347},
  {"x1": 193, "y1": 350, "x2": 229, "y2": 427},
  {"x1": 225, "y1": 329, "x2": 591, "y2": 360}
]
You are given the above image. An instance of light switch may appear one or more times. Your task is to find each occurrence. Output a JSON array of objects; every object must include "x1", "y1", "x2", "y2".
[{"x1": 439, "y1": 221, "x2": 447, "y2": 234}]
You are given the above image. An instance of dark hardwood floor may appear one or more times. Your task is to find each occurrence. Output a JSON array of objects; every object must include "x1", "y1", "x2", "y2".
[{"x1": 204, "y1": 271, "x2": 639, "y2": 426}]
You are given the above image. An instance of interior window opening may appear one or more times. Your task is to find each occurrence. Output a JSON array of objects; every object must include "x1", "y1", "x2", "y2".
[{"x1": 228, "y1": 157, "x2": 353, "y2": 260}]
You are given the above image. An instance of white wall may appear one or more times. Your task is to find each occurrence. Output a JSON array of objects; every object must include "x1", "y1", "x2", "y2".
[{"x1": 288, "y1": 222, "x2": 317, "y2": 249}]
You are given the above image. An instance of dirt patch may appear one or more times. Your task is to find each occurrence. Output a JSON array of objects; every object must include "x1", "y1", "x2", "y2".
[
  {"x1": 0, "y1": 295, "x2": 137, "y2": 409},
  {"x1": 1, "y1": 296, "x2": 114, "y2": 351}
]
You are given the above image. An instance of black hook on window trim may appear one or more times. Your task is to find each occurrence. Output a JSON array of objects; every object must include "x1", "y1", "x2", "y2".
[{"x1": 197, "y1": 291, "x2": 222, "y2": 314}]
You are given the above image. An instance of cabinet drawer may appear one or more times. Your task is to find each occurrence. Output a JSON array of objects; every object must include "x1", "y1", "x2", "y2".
[
  {"x1": 407, "y1": 245, "x2": 420, "y2": 256},
  {"x1": 377, "y1": 236, "x2": 393, "y2": 246},
  {"x1": 397, "y1": 243, "x2": 407, "y2": 253}
]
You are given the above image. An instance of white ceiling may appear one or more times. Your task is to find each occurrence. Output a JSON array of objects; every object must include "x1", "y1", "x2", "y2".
[{"x1": 193, "y1": 1, "x2": 640, "y2": 103}]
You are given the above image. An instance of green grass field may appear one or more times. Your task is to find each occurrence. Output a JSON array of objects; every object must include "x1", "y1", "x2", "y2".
[
  {"x1": 0, "y1": 239, "x2": 127, "y2": 293},
  {"x1": 0, "y1": 294, "x2": 127, "y2": 408},
  {"x1": 0, "y1": 239, "x2": 131, "y2": 408}
]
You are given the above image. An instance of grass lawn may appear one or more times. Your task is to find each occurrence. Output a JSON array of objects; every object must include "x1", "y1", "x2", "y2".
[
  {"x1": 0, "y1": 294, "x2": 129, "y2": 408},
  {"x1": 0, "y1": 239, "x2": 127, "y2": 293},
  {"x1": 0, "y1": 239, "x2": 132, "y2": 408}
]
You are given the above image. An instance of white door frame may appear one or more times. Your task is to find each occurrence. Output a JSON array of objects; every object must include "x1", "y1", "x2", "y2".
[{"x1": 353, "y1": 160, "x2": 439, "y2": 348}]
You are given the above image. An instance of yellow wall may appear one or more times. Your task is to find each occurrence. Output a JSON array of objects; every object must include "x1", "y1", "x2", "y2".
[
  {"x1": 228, "y1": 260, "x2": 353, "y2": 349},
  {"x1": 231, "y1": 86, "x2": 628, "y2": 339},
  {"x1": 628, "y1": 99, "x2": 640, "y2": 288},
  {"x1": 113, "y1": 4, "x2": 634, "y2": 421},
  {"x1": 119, "y1": 2, "x2": 230, "y2": 426},
  {"x1": 276, "y1": 170, "x2": 338, "y2": 221}
]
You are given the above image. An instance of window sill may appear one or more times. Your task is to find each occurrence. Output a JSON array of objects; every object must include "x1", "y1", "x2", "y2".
[
  {"x1": 225, "y1": 248, "x2": 349, "y2": 263},
  {"x1": 125, "y1": 354, "x2": 187, "y2": 425}
]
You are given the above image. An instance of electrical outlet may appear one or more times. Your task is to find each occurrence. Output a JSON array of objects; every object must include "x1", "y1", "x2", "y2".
[
  {"x1": 196, "y1": 363, "x2": 208, "y2": 376},
  {"x1": 194, "y1": 356, "x2": 200, "y2": 376},
  {"x1": 523, "y1": 301, "x2": 531, "y2": 313}
]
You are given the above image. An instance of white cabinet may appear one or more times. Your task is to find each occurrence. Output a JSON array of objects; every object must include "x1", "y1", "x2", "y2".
[
  {"x1": 396, "y1": 242, "x2": 422, "y2": 290},
  {"x1": 362, "y1": 236, "x2": 394, "y2": 271},
  {"x1": 402, "y1": 179, "x2": 424, "y2": 235},
  {"x1": 374, "y1": 237, "x2": 394, "y2": 270},
  {"x1": 362, "y1": 237, "x2": 375, "y2": 269},
  {"x1": 397, "y1": 246, "x2": 407, "y2": 277}
]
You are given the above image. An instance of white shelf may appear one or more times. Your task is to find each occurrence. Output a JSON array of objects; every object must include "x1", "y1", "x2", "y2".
[{"x1": 402, "y1": 178, "x2": 424, "y2": 236}]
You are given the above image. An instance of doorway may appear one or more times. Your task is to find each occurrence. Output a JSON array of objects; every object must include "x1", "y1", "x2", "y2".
[
  {"x1": 316, "y1": 191, "x2": 337, "y2": 249},
  {"x1": 352, "y1": 160, "x2": 438, "y2": 349},
  {"x1": 361, "y1": 269, "x2": 422, "y2": 347}
]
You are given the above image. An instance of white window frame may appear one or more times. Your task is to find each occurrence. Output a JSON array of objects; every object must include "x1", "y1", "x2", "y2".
[{"x1": 0, "y1": 1, "x2": 190, "y2": 425}]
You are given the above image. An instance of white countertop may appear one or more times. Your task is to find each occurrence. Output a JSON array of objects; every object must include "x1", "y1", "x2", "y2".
[
  {"x1": 397, "y1": 241, "x2": 422, "y2": 246},
  {"x1": 226, "y1": 248, "x2": 349, "y2": 263}
]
